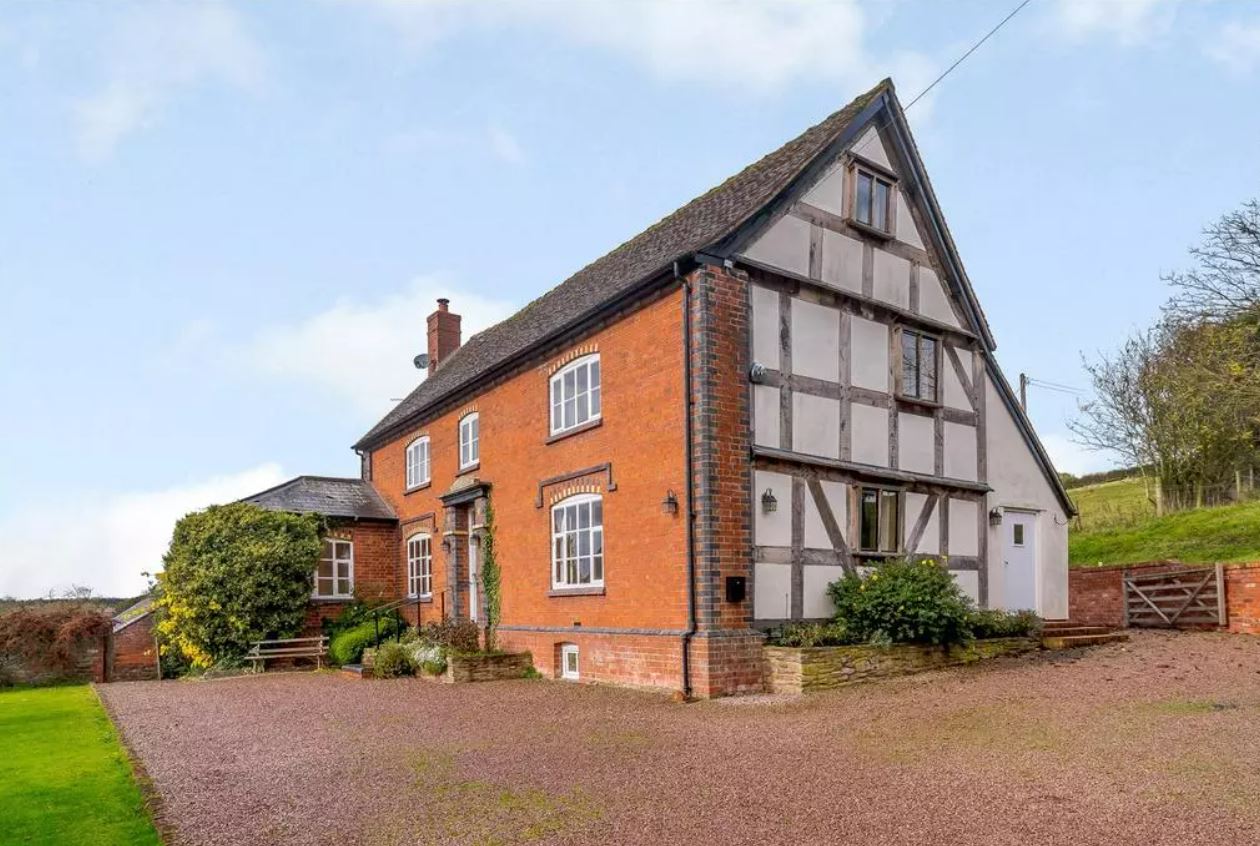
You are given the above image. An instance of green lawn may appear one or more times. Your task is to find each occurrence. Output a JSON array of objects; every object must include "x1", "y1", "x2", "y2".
[
  {"x1": 1066, "y1": 476, "x2": 1156, "y2": 531},
  {"x1": 1070, "y1": 497, "x2": 1260, "y2": 566},
  {"x1": 0, "y1": 686, "x2": 162, "y2": 846}
]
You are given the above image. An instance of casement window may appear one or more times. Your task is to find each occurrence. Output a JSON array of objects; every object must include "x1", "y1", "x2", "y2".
[
  {"x1": 551, "y1": 494, "x2": 604, "y2": 589},
  {"x1": 899, "y1": 329, "x2": 939, "y2": 403},
  {"x1": 857, "y1": 487, "x2": 901, "y2": 554},
  {"x1": 459, "y1": 413, "x2": 479, "y2": 470},
  {"x1": 407, "y1": 534, "x2": 432, "y2": 598},
  {"x1": 405, "y1": 436, "x2": 430, "y2": 489},
  {"x1": 550, "y1": 354, "x2": 601, "y2": 435},
  {"x1": 560, "y1": 644, "x2": 579, "y2": 680},
  {"x1": 854, "y1": 168, "x2": 893, "y2": 233},
  {"x1": 314, "y1": 538, "x2": 354, "y2": 598}
]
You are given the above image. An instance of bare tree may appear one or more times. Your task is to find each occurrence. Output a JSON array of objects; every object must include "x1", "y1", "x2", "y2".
[{"x1": 1165, "y1": 200, "x2": 1260, "y2": 322}]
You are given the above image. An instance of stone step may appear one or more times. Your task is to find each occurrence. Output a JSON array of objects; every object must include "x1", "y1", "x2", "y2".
[
  {"x1": 1041, "y1": 632, "x2": 1130, "y2": 651},
  {"x1": 339, "y1": 664, "x2": 368, "y2": 679},
  {"x1": 1039, "y1": 625, "x2": 1114, "y2": 637}
]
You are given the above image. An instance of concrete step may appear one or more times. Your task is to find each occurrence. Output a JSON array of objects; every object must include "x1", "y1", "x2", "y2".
[{"x1": 1041, "y1": 632, "x2": 1130, "y2": 651}]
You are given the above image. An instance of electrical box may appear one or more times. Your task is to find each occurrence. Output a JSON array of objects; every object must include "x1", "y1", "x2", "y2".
[{"x1": 725, "y1": 576, "x2": 746, "y2": 603}]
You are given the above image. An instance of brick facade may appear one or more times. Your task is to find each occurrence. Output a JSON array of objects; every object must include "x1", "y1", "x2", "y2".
[
  {"x1": 303, "y1": 520, "x2": 400, "y2": 633},
  {"x1": 110, "y1": 614, "x2": 160, "y2": 682}
]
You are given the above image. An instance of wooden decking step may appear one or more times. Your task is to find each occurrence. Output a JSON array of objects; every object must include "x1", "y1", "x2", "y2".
[{"x1": 1041, "y1": 632, "x2": 1130, "y2": 651}]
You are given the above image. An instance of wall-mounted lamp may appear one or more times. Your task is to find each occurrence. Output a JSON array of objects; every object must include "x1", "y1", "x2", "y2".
[
  {"x1": 749, "y1": 361, "x2": 768, "y2": 384},
  {"x1": 660, "y1": 490, "x2": 679, "y2": 516},
  {"x1": 988, "y1": 507, "x2": 1004, "y2": 526},
  {"x1": 761, "y1": 488, "x2": 778, "y2": 514}
]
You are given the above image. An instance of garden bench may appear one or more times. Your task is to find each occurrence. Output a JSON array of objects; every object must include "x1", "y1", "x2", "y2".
[{"x1": 245, "y1": 636, "x2": 328, "y2": 672}]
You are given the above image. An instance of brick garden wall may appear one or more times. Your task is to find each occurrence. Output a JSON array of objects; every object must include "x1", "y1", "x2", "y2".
[
  {"x1": 1069, "y1": 561, "x2": 1260, "y2": 634},
  {"x1": 110, "y1": 615, "x2": 159, "y2": 682}
]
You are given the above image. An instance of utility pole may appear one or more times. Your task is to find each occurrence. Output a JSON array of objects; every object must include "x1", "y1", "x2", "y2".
[{"x1": 1019, "y1": 372, "x2": 1028, "y2": 412}]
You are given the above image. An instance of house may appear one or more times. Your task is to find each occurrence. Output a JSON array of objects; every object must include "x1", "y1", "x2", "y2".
[{"x1": 242, "y1": 78, "x2": 1074, "y2": 697}]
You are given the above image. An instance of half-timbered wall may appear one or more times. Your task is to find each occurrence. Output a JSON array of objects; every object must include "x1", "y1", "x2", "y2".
[{"x1": 740, "y1": 125, "x2": 1001, "y2": 624}]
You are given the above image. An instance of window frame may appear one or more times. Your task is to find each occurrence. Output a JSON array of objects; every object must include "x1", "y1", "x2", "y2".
[
  {"x1": 855, "y1": 486, "x2": 903, "y2": 555},
  {"x1": 897, "y1": 327, "x2": 941, "y2": 405},
  {"x1": 850, "y1": 162, "x2": 896, "y2": 237},
  {"x1": 458, "y1": 412, "x2": 479, "y2": 471},
  {"x1": 313, "y1": 537, "x2": 355, "y2": 599},
  {"x1": 550, "y1": 493, "x2": 605, "y2": 591},
  {"x1": 405, "y1": 435, "x2": 431, "y2": 490},
  {"x1": 549, "y1": 354, "x2": 602, "y2": 437},
  {"x1": 560, "y1": 644, "x2": 580, "y2": 680},
  {"x1": 406, "y1": 533, "x2": 433, "y2": 599}
]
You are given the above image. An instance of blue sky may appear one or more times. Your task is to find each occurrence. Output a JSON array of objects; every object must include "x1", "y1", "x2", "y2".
[{"x1": 3, "y1": 0, "x2": 1259, "y2": 598}]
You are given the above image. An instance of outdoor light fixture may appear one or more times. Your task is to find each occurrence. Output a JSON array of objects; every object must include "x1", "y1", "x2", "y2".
[
  {"x1": 749, "y1": 361, "x2": 768, "y2": 384},
  {"x1": 761, "y1": 488, "x2": 778, "y2": 513},
  {"x1": 660, "y1": 490, "x2": 679, "y2": 516},
  {"x1": 989, "y1": 507, "x2": 1004, "y2": 526}
]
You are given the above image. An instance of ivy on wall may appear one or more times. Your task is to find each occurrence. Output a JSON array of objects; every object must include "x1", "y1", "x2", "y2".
[{"x1": 480, "y1": 497, "x2": 501, "y2": 651}]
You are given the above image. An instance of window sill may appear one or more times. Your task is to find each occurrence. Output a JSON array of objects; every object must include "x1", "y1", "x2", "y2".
[
  {"x1": 456, "y1": 462, "x2": 480, "y2": 477},
  {"x1": 545, "y1": 418, "x2": 603, "y2": 445},
  {"x1": 404, "y1": 482, "x2": 432, "y2": 496},
  {"x1": 895, "y1": 394, "x2": 941, "y2": 411},
  {"x1": 406, "y1": 595, "x2": 434, "y2": 604},
  {"x1": 548, "y1": 587, "x2": 606, "y2": 598},
  {"x1": 848, "y1": 218, "x2": 894, "y2": 241},
  {"x1": 853, "y1": 551, "x2": 902, "y2": 561},
  {"x1": 311, "y1": 596, "x2": 355, "y2": 604}
]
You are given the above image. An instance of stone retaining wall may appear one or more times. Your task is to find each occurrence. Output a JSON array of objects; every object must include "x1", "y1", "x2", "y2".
[
  {"x1": 444, "y1": 651, "x2": 533, "y2": 683},
  {"x1": 764, "y1": 637, "x2": 1039, "y2": 694}
]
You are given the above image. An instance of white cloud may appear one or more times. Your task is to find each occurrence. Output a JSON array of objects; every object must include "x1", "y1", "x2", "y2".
[
  {"x1": 0, "y1": 464, "x2": 286, "y2": 599},
  {"x1": 1207, "y1": 20, "x2": 1260, "y2": 72},
  {"x1": 1040, "y1": 432, "x2": 1122, "y2": 477},
  {"x1": 74, "y1": 3, "x2": 266, "y2": 161},
  {"x1": 355, "y1": 0, "x2": 935, "y2": 94},
  {"x1": 1050, "y1": 0, "x2": 1185, "y2": 45},
  {"x1": 238, "y1": 276, "x2": 517, "y2": 419}
]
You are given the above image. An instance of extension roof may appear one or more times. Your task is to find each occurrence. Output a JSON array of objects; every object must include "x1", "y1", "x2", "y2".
[{"x1": 241, "y1": 476, "x2": 397, "y2": 521}]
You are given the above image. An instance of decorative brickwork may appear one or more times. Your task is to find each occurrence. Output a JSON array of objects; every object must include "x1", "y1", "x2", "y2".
[{"x1": 764, "y1": 637, "x2": 1038, "y2": 694}]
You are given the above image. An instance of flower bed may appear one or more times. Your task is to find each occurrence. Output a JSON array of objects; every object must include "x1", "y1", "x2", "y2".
[{"x1": 764, "y1": 637, "x2": 1039, "y2": 694}]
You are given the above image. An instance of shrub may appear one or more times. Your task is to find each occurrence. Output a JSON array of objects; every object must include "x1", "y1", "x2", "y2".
[
  {"x1": 373, "y1": 642, "x2": 415, "y2": 679},
  {"x1": 0, "y1": 604, "x2": 112, "y2": 682},
  {"x1": 419, "y1": 657, "x2": 448, "y2": 677},
  {"x1": 827, "y1": 558, "x2": 973, "y2": 646},
  {"x1": 329, "y1": 618, "x2": 404, "y2": 666},
  {"x1": 322, "y1": 600, "x2": 404, "y2": 641},
  {"x1": 416, "y1": 618, "x2": 481, "y2": 654},
  {"x1": 155, "y1": 503, "x2": 325, "y2": 669},
  {"x1": 767, "y1": 621, "x2": 855, "y2": 648},
  {"x1": 967, "y1": 608, "x2": 1042, "y2": 639}
]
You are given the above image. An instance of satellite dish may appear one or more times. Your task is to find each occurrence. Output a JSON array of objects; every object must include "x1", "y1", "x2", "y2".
[{"x1": 413, "y1": 353, "x2": 430, "y2": 370}]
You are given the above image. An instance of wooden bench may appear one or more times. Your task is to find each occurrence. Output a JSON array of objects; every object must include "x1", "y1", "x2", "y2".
[{"x1": 245, "y1": 636, "x2": 328, "y2": 672}]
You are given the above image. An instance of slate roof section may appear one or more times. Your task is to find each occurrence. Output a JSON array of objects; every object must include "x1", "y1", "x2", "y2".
[
  {"x1": 355, "y1": 79, "x2": 892, "y2": 449},
  {"x1": 241, "y1": 476, "x2": 398, "y2": 521}
]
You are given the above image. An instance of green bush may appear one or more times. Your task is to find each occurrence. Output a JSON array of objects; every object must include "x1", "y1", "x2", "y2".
[
  {"x1": 419, "y1": 657, "x2": 447, "y2": 677},
  {"x1": 322, "y1": 600, "x2": 404, "y2": 641},
  {"x1": 155, "y1": 503, "x2": 324, "y2": 669},
  {"x1": 767, "y1": 621, "x2": 855, "y2": 647},
  {"x1": 827, "y1": 558, "x2": 973, "y2": 646},
  {"x1": 967, "y1": 608, "x2": 1042, "y2": 639},
  {"x1": 373, "y1": 641, "x2": 415, "y2": 679},
  {"x1": 329, "y1": 617, "x2": 404, "y2": 666}
]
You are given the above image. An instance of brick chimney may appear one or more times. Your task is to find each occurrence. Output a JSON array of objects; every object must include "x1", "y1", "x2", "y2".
[{"x1": 427, "y1": 298, "x2": 462, "y2": 373}]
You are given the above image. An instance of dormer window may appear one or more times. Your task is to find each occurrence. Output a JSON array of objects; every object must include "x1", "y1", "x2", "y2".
[
  {"x1": 854, "y1": 167, "x2": 893, "y2": 234},
  {"x1": 405, "y1": 436, "x2": 430, "y2": 489},
  {"x1": 550, "y1": 354, "x2": 601, "y2": 436},
  {"x1": 459, "y1": 412, "x2": 479, "y2": 470}
]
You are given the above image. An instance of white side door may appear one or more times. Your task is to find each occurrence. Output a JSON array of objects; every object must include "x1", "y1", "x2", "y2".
[{"x1": 1002, "y1": 510, "x2": 1038, "y2": 612}]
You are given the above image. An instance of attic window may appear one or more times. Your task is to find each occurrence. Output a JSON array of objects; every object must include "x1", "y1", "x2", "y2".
[{"x1": 854, "y1": 168, "x2": 893, "y2": 234}]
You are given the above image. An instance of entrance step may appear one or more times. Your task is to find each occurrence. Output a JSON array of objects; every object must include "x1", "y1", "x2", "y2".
[
  {"x1": 1040, "y1": 625, "x2": 1114, "y2": 637},
  {"x1": 340, "y1": 664, "x2": 369, "y2": 679},
  {"x1": 1041, "y1": 632, "x2": 1130, "y2": 651}
]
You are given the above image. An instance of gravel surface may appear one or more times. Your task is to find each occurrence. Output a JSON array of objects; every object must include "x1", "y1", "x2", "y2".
[{"x1": 99, "y1": 631, "x2": 1260, "y2": 846}]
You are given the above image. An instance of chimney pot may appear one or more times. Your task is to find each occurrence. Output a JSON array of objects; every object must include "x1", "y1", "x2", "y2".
[{"x1": 436, "y1": 298, "x2": 449, "y2": 312}]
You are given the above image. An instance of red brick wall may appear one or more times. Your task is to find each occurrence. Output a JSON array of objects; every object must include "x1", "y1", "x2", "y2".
[
  {"x1": 110, "y1": 615, "x2": 159, "y2": 682},
  {"x1": 303, "y1": 520, "x2": 401, "y2": 633},
  {"x1": 369, "y1": 288, "x2": 691, "y2": 685},
  {"x1": 1225, "y1": 564, "x2": 1260, "y2": 634},
  {"x1": 1069, "y1": 561, "x2": 1260, "y2": 634}
]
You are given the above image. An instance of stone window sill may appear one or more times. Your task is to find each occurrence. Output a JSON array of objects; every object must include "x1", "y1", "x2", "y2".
[
  {"x1": 456, "y1": 462, "x2": 480, "y2": 477},
  {"x1": 545, "y1": 417, "x2": 603, "y2": 445},
  {"x1": 404, "y1": 482, "x2": 432, "y2": 496},
  {"x1": 548, "y1": 587, "x2": 606, "y2": 598}
]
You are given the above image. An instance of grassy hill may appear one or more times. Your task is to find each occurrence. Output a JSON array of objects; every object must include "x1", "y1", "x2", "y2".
[{"x1": 1068, "y1": 479, "x2": 1260, "y2": 565}]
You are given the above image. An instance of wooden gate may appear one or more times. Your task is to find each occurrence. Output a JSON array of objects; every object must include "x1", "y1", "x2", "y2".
[{"x1": 1124, "y1": 565, "x2": 1226, "y2": 628}]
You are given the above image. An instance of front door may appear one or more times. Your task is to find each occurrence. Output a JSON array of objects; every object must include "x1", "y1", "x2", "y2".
[
  {"x1": 1002, "y1": 510, "x2": 1037, "y2": 612},
  {"x1": 467, "y1": 537, "x2": 479, "y2": 622}
]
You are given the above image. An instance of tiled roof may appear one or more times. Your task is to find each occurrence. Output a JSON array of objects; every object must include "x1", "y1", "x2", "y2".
[
  {"x1": 241, "y1": 476, "x2": 397, "y2": 521},
  {"x1": 355, "y1": 79, "x2": 892, "y2": 449}
]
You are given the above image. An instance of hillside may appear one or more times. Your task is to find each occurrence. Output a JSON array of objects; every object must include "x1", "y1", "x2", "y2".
[
  {"x1": 1067, "y1": 476, "x2": 1156, "y2": 531},
  {"x1": 1069, "y1": 496, "x2": 1260, "y2": 566}
]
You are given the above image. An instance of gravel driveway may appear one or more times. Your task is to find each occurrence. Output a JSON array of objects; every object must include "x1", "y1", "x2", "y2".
[{"x1": 99, "y1": 631, "x2": 1260, "y2": 846}]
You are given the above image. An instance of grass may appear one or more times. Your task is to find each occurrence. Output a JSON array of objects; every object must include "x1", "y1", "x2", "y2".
[
  {"x1": 1067, "y1": 476, "x2": 1156, "y2": 531},
  {"x1": 0, "y1": 685, "x2": 162, "y2": 846},
  {"x1": 1069, "y1": 497, "x2": 1260, "y2": 566}
]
